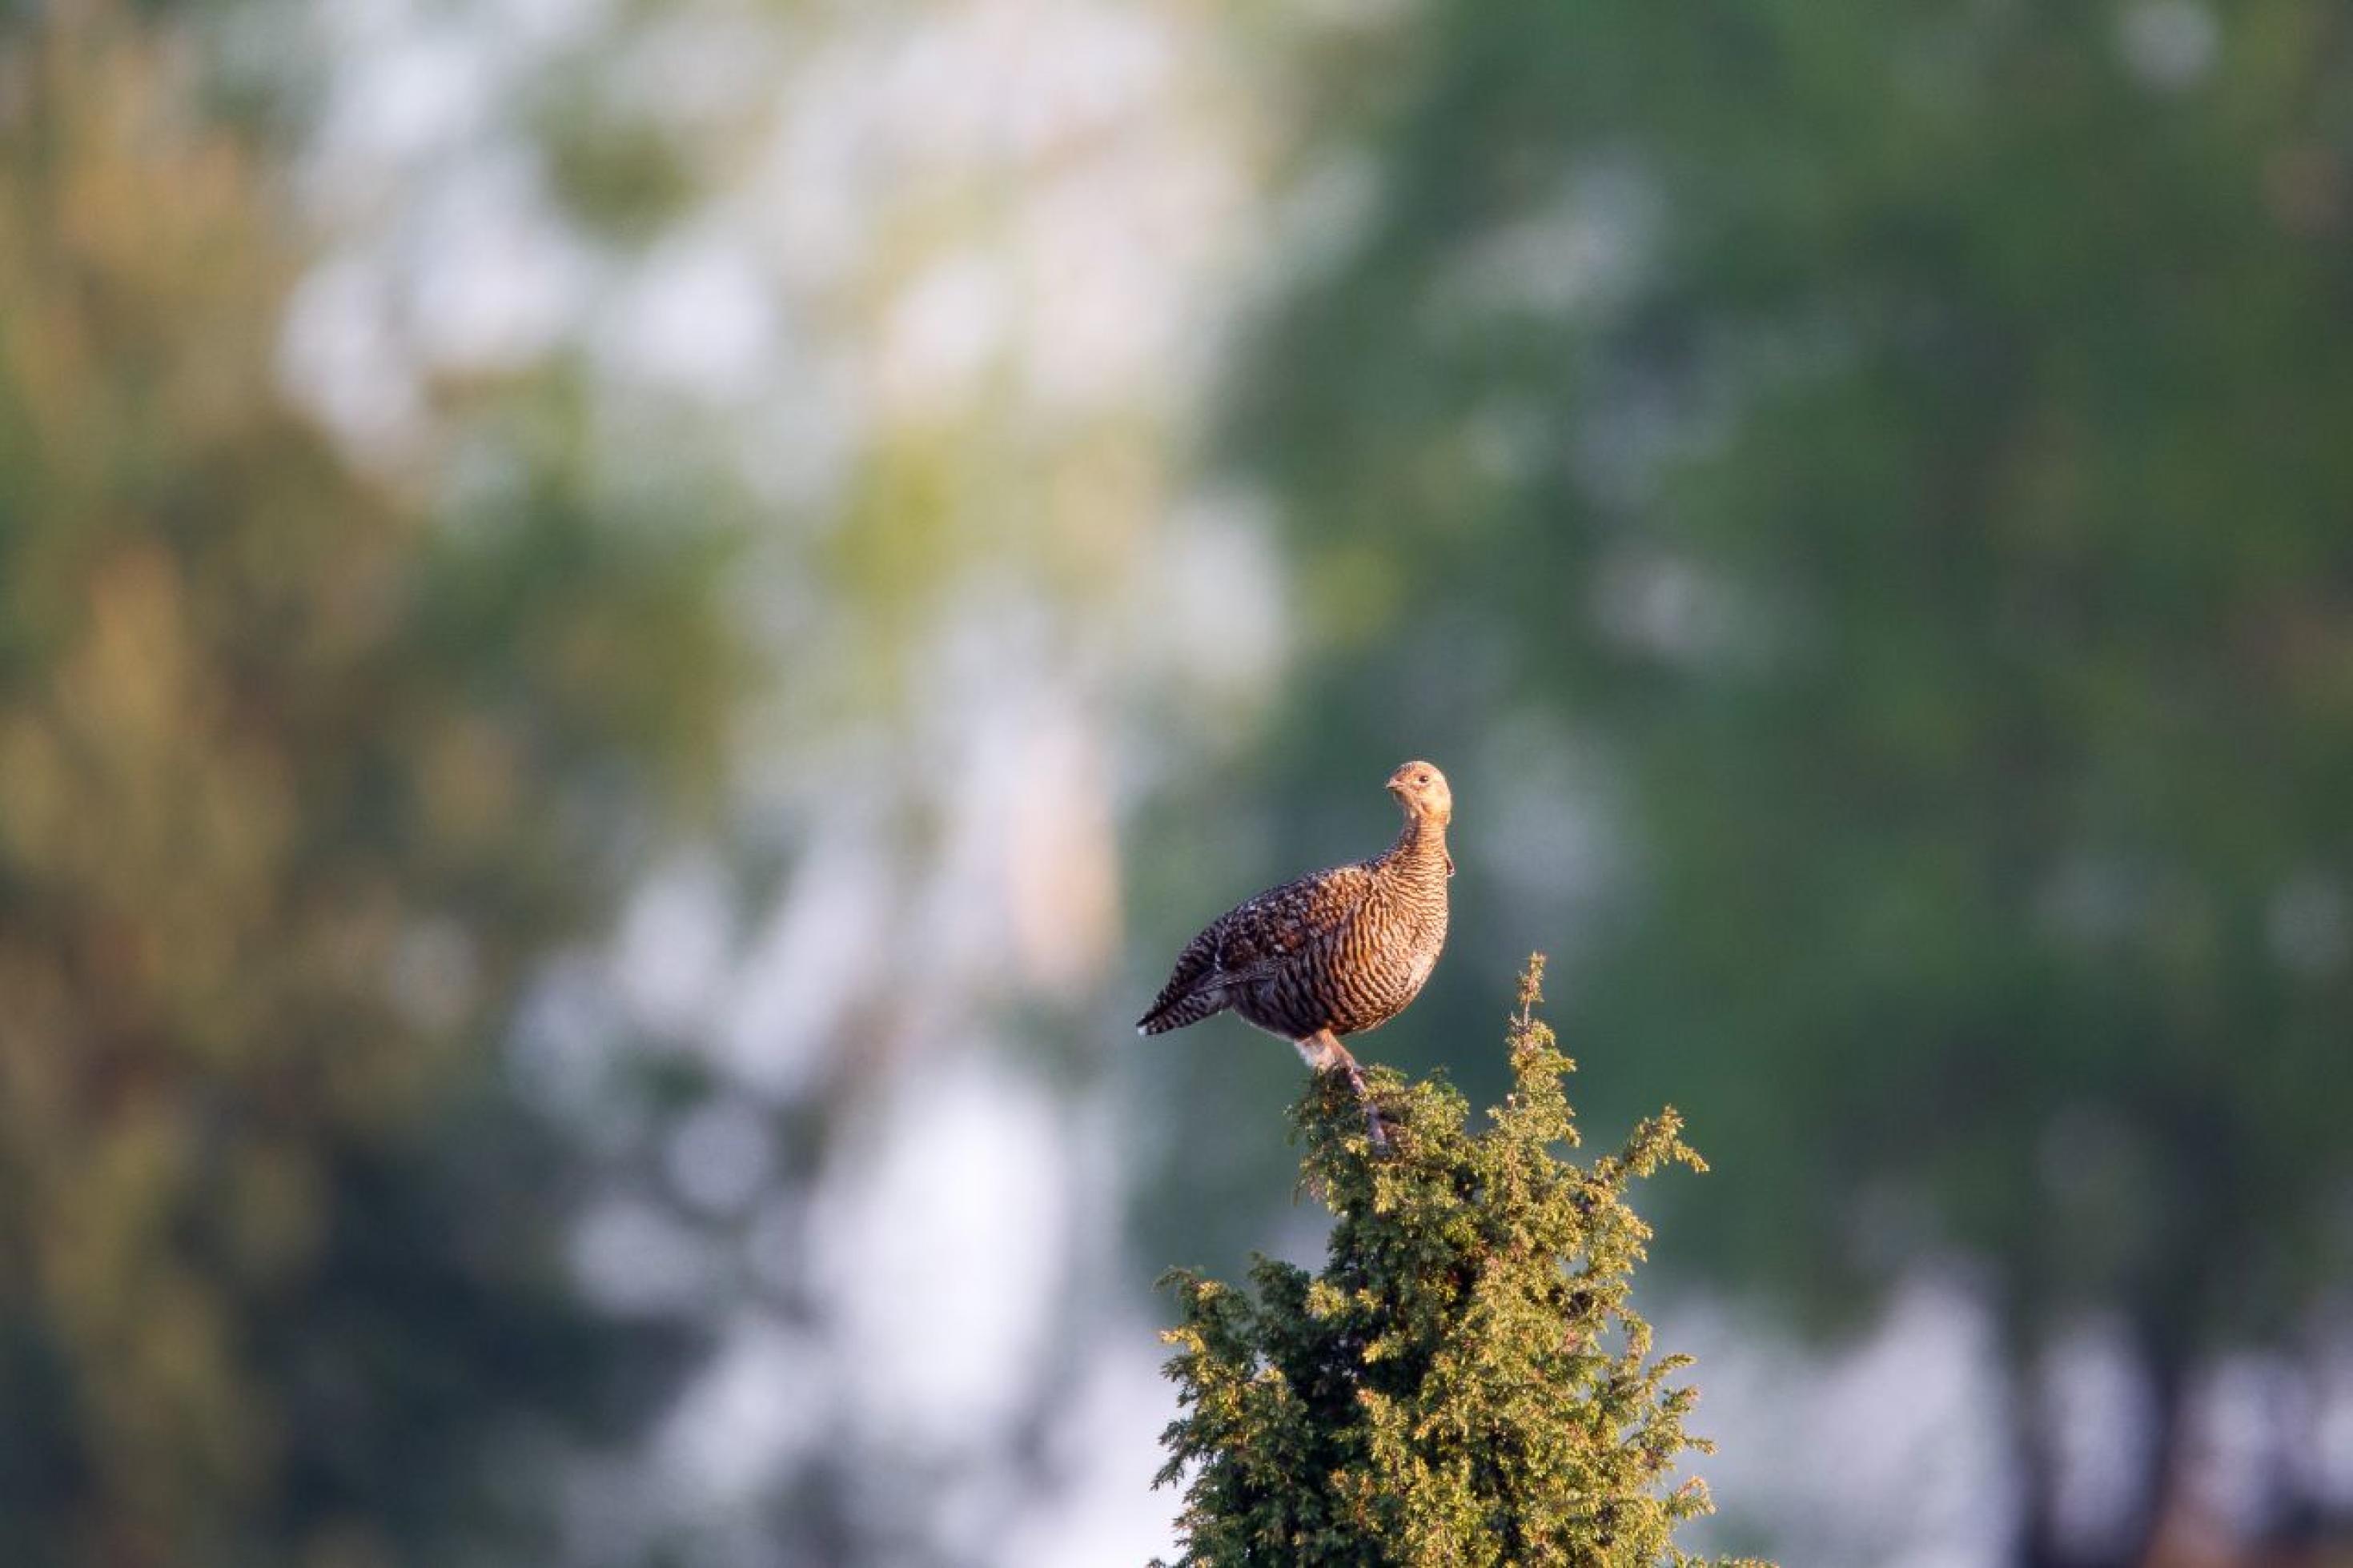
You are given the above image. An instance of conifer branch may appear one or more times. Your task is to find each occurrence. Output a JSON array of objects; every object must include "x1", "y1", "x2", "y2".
[{"x1": 1154, "y1": 956, "x2": 1769, "y2": 1567}]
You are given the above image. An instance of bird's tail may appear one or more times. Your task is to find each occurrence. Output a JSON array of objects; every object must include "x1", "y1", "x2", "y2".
[{"x1": 1135, "y1": 989, "x2": 1227, "y2": 1036}]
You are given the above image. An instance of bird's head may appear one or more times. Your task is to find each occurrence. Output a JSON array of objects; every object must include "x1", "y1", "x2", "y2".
[{"x1": 1386, "y1": 760, "x2": 1452, "y2": 824}]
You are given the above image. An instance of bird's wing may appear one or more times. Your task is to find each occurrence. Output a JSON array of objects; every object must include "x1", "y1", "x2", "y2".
[
  {"x1": 1211, "y1": 862, "x2": 1372, "y2": 979},
  {"x1": 1138, "y1": 862, "x2": 1373, "y2": 1033}
]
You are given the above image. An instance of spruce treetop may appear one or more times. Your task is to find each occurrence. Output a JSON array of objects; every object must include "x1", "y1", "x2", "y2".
[{"x1": 1155, "y1": 957, "x2": 1767, "y2": 1568}]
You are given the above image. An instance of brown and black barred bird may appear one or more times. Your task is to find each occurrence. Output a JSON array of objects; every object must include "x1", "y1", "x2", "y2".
[{"x1": 1138, "y1": 760, "x2": 1453, "y2": 1145}]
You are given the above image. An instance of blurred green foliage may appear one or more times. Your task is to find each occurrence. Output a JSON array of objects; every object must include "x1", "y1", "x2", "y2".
[
  {"x1": 1235, "y1": 0, "x2": 2353, "y2": 1550},
  {"x1": 1157, "y1": 960, "x2": 1754, "y2": 1567},
  {"x1": 0, "y1": 10, "x2": 737, "y2": 1564}
]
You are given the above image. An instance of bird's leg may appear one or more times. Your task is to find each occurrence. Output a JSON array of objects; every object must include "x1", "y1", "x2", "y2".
[{"x1": 1298, "y1": 1029, "x2": 1390, "y2": 1149}]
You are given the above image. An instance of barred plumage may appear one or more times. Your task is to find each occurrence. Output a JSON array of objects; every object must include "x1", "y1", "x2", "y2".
[{"x1": 1138, "y1": 760, "x2": 1454, "y2": 1145}]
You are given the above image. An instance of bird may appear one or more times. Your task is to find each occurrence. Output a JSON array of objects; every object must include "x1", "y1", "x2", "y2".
[{"x1": 1138, "y1": 760, "x2": 1453, "y2": 1146}]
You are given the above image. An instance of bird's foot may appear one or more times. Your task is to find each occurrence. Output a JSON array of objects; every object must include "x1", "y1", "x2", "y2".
[
  {"x1": 1301, "y1": 1030, "x2": 1390, "y2": 1151},
  {"x1": 1341, "y1": 1061, "x2": 1390, "y2": 1151}
]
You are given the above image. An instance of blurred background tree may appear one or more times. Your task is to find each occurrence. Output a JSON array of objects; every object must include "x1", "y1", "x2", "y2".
[
  {"x1": 1227, "y1": 2, "x2": 2353, "y2": 1562},
  {"x1": 228, "y1": 0, "x2": 1317, "y2": 1562},
  {"x1": 0, "y1": 10, "x2": 736, "y2": 1564}
]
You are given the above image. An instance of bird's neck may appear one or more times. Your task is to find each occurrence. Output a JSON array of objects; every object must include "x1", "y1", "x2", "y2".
[{"x1": 1386, "y1": 812, "x2": 1450, "y2": 872}]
